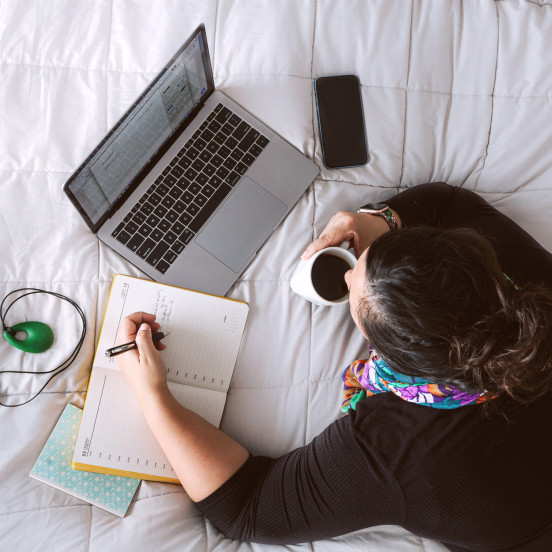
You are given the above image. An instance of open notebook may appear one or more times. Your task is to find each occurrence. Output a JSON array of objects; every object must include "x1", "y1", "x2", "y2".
[{"x1": 73, "y1": 274, "x2": 248, "y2": 483}]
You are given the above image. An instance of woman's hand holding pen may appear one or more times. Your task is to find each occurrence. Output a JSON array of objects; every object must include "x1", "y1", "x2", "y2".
[{"x1": 116, "y1": 312, "x2": 169, "y2": 403}]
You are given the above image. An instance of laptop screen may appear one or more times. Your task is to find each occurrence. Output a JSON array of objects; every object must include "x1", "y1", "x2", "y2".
[{"x1": 64, "y1": 24, "x2": 214, "y2": 232}]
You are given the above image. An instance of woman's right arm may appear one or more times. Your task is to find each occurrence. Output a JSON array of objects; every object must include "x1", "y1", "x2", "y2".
[{"x1": 194, "y1": 407, "x2": 404, "y2": 544}]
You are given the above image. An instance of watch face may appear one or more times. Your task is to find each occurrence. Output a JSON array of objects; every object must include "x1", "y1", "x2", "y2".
[{"x1": 359, "y1": 202, "x2": 389, "y2": 213}]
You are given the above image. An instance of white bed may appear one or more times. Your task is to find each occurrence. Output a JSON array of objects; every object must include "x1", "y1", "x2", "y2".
[{"x1": 2, "y1": 1, "x2": 552, "y2": 550}]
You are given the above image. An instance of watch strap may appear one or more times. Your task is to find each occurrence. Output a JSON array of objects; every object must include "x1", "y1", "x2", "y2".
[{"x1": 379, "y1": 207, "x2": 399, "y2": 230}]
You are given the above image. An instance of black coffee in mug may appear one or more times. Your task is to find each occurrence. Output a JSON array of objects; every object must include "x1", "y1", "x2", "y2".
[{"x1": 311, "y1": 253, "x2": 351, "y2": 301}]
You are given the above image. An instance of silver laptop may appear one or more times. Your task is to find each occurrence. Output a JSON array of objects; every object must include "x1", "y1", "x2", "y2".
[{"x1": 63, "y1": 24, "x2": 318, "y2": 295}]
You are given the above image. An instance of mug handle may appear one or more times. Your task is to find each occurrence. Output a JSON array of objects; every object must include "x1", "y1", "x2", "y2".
[{"x1": 339, "y1": 240, "x2": 351, "y2": 250}]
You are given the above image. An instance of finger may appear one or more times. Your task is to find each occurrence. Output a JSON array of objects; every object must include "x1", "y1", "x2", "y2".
[
  {"x1": 301, "y1": 233, "x2": 335, "y2": 260},
  {"x1": 117, "y1": 312, "x2": 157, "y2": 343},
  {"x1": 134, "y1": 323, "x2": 160, "y2": 364}
]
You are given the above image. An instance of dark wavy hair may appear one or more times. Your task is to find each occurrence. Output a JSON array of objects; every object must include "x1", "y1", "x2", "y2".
[{"x1": 358, "y1": 226, "x2": 552, "y2": 404}]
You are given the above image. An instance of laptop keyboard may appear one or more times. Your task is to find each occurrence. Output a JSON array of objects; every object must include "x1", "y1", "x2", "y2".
[{"x1": 111, "y1": 103, "x2": 270, "y2": 274}]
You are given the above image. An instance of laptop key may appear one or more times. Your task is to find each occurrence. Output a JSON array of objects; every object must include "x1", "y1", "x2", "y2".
[
  {"x1": 218, "y1": 145, "x2": 231, "y2": 159},
  {"x1": 238, "y1": 128, "x2": 260, "y2": 152},
  {"x1": 199, "y1": 150, "x2": 212, "y2": 163},
  {"x1": 127, "y1": 234, "x2": 144, "y2": 252},
  {"x1": 179, "y1": 212, "x2": 192, "y2": 226},
  {"x1": 172, "y1": 240, "x2": 186, "y2": 254},
  {"x1": 225, "y1": 171, "x2": 241, "y2": 187},
  {"x1": 156, "y1": 260, "x2": 171, "y2": 274},
  {"x1": 140, "y1": 203, "x2": 153, "y2": 215},
  {"x1": 138, "y1": 224, "x2": 153, "y2": 237},
  {"x1": 149, "y1": 192, "x2": 162, "y2": 206},
  {"x1": 153, "y1": 204, "x2": 167, "y2": 217},
  {"x1": 157, "y1": 183, "x2": 170, "y2": 196},
  {"x1": 178, "y1": 157, "x2": 192, "y2": 170},
  {"x1": 174, "y1": 199, "x2": 186, "y2": 213},
  {"x1": 188, "y1": 182, "x2": 201, "y2": 195},
  {"x1": 164, "y1": 231, "x2": 177, "y2": 245},
  {"x1": 146, "y1": 241, "x2": 170, "y2": 266},
  {"x1": 214, "y1": 103, "x2": 223, "y2": 112},
  {"x1": 210, "y1": 175, "x2": 223, "y2": 188},
  {"x1": 202, "y1": 183, "x2": 215, "y2": 197},
  {"x1": 192, "y1": 158, "x2": 205, "y2": 172},
  {"x1": 208, "y1": 120, "x2": 222, "y2": 133},
  {"x1": 166, "y1": 210, "x2": 178, "y2": 224},
  {"x1": 132, "y1": 212, "x2": 146, "y2": 225},
  {"x1": 203, "y1": 163, "x2": 216, "y2": 177},
  {"x1": 181, "y1": 228, "x2": 195, "y2": 244},
  {"x1": 215, "y1": 106, "x2": 232, "y2": 123},
  {"x1": 242, "y1": 153, "x2": 256, "y2": 166},
  {"x1": 172, "y1": 221, "x2": 185, "y2": 235},
  {"x1": 184, "y1": 167, "x2": 198, "y2": 181},
  {"x1": 233, "y1": 120, "x2": 251, "y2": 140},
  {"x1": 228, "y1": 114, "x2": 242, "y2": 127},
  {"x1": 201, "y1": 129, "x2": 214, "y2": 142},
  {"x1": 189, "y1": 183, "x2": 232, "y2": 233},
  {"x1": 223, "y1": 157, "x2": 237, "y2": 171},
  {"x1": 249, "y1": 144, "x2": 263, "y2": 157},
  {"x1": 216, "y1": 166, "x2": 229, "y2": 179},
  {"x1": 230, "y1": 149, "x2": 243, "y2": 162},
  {"x1": 137, "y1": 238, "x2": 156, "y2": 259},
  {"x1": 159, "y1": 219, "x2": 171, "y2": 233},
  {"x1": 206, "y1": 141, "x2": 219, "y2": 154},
  {"x1": 210, "y1": 154, "x2": 224, "y2": 167},
  {"x1": 112, "y1": 222, "x2": 125, "y2": 237},
  {"x1": 164, "y1": 250, "x2": 178, "y2": 264},
  {"x1": 161, "y1": 196, "x2": 174, "y2": 210},
  {"x1": 176, "y1": 177, "x2": 190, "y2": 191},
  {"x1": 116, "y1": 230, "x2": 132, "y2": 245},
  {"x1": 187, "y1": 147, "x2": 200, "y2": 160},
  {"x1": 221, "y1": 123, "x2": 234, "y2": 136},
  {"x1": 257, "y1": 135, "x2": 269, "y2": 148},
  {"x1": 225, "y1": 136, "x2": 239, "y2": 149},
  {"x1": 187, "y1": 203, "x2": 200, "y2": 216},
  {"x1": 196, "y1": 173, "x2": 208, "y2": 186},
  {"x1": 151, "y1": 228, "x2": 164, "y2": 242},
  {"x1": 195, "y1": 137, "x2": 207, "y2": 151},
  {"x1": 168, "y1": 187, "x2": 182, "y2": 200},
  {"x1": 146, "y1": 214, "x2": 161, "y2": 227},
  {"x1": 235, "y1": 162, "x2": 248, "y2": 175},
  {"x1": 171, "y1": 165, "x2": 184, "y2": 178},
  {"x1": 195, "y1": 194, "x2": 207, "y2": 207}
]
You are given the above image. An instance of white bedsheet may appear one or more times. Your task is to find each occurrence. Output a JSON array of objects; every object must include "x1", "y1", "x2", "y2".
[{"x1": 1, "y1": 1, "x2": 552, "y2": 550}]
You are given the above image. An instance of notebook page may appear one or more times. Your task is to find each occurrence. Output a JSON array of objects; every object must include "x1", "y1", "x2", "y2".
[
  {"x1": 74, "y1": 367, "x2": 226, "y2": 480},
  {"x1": 95, "y1": 274, "x2": 248, "y2": 393}
]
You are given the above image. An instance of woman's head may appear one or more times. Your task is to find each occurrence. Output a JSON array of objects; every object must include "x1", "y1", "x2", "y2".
[{"x1": 345, "y1": 226, "x2": 552, "y2": 403}]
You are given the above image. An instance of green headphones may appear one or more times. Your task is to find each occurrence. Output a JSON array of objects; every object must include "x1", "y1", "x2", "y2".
[
  {"x1": 3, "y1": 321, "x2": 54, "y2": 354},
  {"x1": 1, "y1": 288, "x2": 86, "y2": 407}
]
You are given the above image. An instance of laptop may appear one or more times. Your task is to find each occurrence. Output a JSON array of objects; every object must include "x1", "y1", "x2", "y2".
[{"x1": 63, "y1": 24, "x2": 318, "y2": 295}]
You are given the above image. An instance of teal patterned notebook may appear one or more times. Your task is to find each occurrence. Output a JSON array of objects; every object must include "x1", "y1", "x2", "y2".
[{"x1": 30, "y1": 404, "x2": 140, "y2": 517}]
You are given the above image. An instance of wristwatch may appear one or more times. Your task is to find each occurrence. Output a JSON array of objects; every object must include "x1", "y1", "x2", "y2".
[{"x1": 357, "y1": 202, "x2": 399, "y2": 230}]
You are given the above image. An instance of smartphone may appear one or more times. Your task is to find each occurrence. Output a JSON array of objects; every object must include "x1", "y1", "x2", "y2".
[{"x1": 314, "y1": 75, "x2": 369, "y2": 169}]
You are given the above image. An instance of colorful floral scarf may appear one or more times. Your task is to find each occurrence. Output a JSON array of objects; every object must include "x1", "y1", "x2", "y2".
[{"x1": 341, "y1": 345, "x2": 493, "y2": 413}]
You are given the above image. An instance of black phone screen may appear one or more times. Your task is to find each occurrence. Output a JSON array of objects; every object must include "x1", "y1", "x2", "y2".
[{"x1": 315, "y1": 75, "x2": 368, "y2": 169}]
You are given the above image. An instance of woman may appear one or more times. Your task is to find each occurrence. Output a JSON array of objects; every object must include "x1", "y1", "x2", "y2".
[{"x1": 116, "y1": 183, "x2": 552, "y2": 551}]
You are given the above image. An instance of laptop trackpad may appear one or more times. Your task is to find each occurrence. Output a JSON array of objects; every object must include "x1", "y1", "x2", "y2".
[{"x1": 195, "y1": 176, "x2": 288, "y2": 272}]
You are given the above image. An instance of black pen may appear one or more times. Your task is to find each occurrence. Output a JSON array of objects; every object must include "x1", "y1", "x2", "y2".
[{"x1": 104, "y1": 332, "x2": 171, "y2": 358}]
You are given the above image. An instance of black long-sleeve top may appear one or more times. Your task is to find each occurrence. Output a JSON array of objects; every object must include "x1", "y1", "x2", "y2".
[{"x1": 196, "y1": 183, "x2": 552, "y2": 551}]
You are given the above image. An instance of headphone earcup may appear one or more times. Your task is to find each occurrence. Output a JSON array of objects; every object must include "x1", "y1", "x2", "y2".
[{"x1": 3, "y1": 321, "x2": 54, "y2": 353}]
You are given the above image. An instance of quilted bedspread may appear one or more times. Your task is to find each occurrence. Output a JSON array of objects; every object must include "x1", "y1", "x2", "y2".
[{"x1": 2, "y1": 1, "x2": 552, "y2": 550}]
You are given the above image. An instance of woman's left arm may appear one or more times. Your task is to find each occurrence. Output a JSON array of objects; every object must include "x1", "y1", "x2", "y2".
[{"x1": 116, "y1": 312, "x2": 249, "y2": 502}]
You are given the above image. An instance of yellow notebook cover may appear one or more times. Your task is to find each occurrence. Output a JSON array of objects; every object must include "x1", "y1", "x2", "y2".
[{"x1": 73, "y1": 274, "x2": 248, "y2": 483}]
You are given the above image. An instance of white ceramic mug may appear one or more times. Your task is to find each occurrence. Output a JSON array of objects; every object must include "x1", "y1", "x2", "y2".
[{"x1": 290, "y1": 243, "x2": 357, "y2": 306}]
